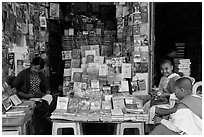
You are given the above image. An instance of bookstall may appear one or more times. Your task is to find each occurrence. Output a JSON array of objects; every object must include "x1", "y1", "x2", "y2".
[
  {"x1": 2, "y1": 2, "x2": 202, "y2": 135},
  {"x1": 48, "y1": 2, "x2": 154, "y2": 135},
  {"x1": 2, "y1": 2, "x2": 154, "y2": 135}
]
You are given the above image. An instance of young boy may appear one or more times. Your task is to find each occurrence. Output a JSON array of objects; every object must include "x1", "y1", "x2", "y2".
[
  {"x1": 158, "y1": 59, "x2": 180, "y2": 95},
  {"x1": 143, "y1": 59, "x2": 180, "y2": 123},
  {"x1": 150, "y1": 77, "x2": 202, "y2": 135}
]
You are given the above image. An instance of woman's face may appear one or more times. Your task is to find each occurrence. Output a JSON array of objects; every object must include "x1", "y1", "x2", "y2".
[
  {"x1": 160, "y1": 62, "x2": 173, "y2": 77},
  {"x1": 30, "y1": 65, "x2": 40, "y2": 73}
]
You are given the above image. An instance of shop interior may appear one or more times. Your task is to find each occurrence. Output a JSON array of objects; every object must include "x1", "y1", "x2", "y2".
[{"x1": 2, "y1": 2, "x2": 202, "y2": 135}]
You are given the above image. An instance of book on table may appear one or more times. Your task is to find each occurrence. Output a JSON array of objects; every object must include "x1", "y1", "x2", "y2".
[{"x1": 5, "y1": 107, "x2": 29, "y2": 117}]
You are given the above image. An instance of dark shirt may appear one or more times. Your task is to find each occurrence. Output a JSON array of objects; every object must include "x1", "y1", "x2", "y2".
[{"x1": 12, "y1": 68, "x2": 50, "y2": 98}]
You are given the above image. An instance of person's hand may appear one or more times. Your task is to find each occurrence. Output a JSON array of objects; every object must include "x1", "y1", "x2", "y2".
[
  {"x1": 28, "y1": 93, "x2": 35, "y2": 98},
  {"x1": 153, "y1": 116, "x2": 163, "y2": 124},
  {"x1": 12, "y1": 88, "x2": 17, "y2": 94},
  {"x1": 34, "y1": 92, "x2": 44, "y2": 98},
  {"x1": 46, "y1": 91, "x2": 51, "y2": 95}
]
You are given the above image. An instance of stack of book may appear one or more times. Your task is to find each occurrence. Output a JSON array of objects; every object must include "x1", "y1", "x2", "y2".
[
  {"x1": 99, "y1": 109, "x2": 112, "y2": 122},
  {"x1": 111, "y1": 109, "x2": 124, "y2": 121},
  {"x1": 5, "y1": 107, "x2": 29, "y2": 117},
  {"x1": 135, "y1": 113, "x2": 149, "y2": 122},
  {"x1": 174, "y1": 59, "x2": 191, "y2": 76}
]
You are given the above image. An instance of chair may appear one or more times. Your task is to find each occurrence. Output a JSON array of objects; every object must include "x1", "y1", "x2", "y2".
[{"x1": 192, "y1": 81, "x2": 202, "y2": 96}]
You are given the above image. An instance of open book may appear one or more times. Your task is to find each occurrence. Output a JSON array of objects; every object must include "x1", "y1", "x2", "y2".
[{"x1": 30, "y1": 94, "x2": 53, "y2": 105}]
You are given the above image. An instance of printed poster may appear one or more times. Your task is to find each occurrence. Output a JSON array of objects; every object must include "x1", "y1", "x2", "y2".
[{"x1": 49, "y1": 3, "x2": 59, "y2": 19}]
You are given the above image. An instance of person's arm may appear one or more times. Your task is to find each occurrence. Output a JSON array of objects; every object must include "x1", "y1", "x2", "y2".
[
  {"x1": 12, "y1": 71, "x2": 34, "y2": 99},
  {"x1": 154, "y1": 109, "x2": 182, "y2": 133},
  {"x1": 12, "y1": 71, "x2": 23, "y2": 91},
  {"x1": 155, "y1": 103, "x2": 178, "y2": 116},
  {"x1": 158, "y1": 77, "x2": 164, "y2": 92},
  {"x1": 39, "y1": 72, "x2": 51, "y2": 94},
  {"x1": 158, "y1": 103, "x2": 188, "y2": 133},
  {"x1": 18, "y1": 92, "x2": 35, "y2": 99}
]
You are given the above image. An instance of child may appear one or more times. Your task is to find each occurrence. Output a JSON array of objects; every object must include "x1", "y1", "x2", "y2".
[
  {"x1": 158, "y1": 59, "x2": 180, "y2": 95},
  {"x1": 150, "y1": 77, "x2": 202, "y2": 135},
  {"x1": 143, "y1": 59, "x2": 180, "y2": 123}
]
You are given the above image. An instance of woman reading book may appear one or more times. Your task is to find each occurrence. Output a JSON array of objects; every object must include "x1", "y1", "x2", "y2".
[{"x1": 12, "y1": 56, "x2": 57, "y2": 134}]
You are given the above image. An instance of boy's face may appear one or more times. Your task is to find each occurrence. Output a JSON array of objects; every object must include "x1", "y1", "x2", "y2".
[
  {"x1": 174, "y1": 86, "x2": 184, "y2": 99},
  {"x1": 160, "y1": 62, "x2": 173, "y2": 77}
]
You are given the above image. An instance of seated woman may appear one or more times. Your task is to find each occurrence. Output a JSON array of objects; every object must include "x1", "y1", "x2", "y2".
[
  {"x1": 12, "y1": 56, "x2": 50, "y2": 99},
  {"x1": 12, "y1": 57, "x2": 57, "y2": 134}
]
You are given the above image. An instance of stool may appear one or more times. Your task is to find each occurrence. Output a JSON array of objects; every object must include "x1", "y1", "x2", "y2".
[
  {"x1": 114, "y1": 123, "x2": 121, "y2": 135},
  {"x1": 119, "y1": 122, "x2": 144, "y2": 135},
  {"x1": 52, "y1": 121, "x2": 81, "y2": 135},
  {"x1": 76, "y1": 122, "x2": 83, "y2": 135}
]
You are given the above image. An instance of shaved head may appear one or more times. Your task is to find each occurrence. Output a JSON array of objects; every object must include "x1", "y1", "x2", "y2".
[{"x1": 175, "y1": 77, "x2": 193, "y2": 94}]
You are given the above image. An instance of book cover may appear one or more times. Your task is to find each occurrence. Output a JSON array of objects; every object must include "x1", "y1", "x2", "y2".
[
  {"x1": 110, "y1": 85, "x2": 119, "y2": 94},
  {"x1": 81, "y1": 46, "x2": 90, "y2": 57},
  {"x1": 122, "y1": 63, "x2": 131, "y2": 78},
  {"x1": 90, "y1": 100, "x2": 101, "y2": 110},
  {"x1": 49, "y1": 3, "x2": 59, "y2": 19},
  {"x1": 87, "y1": 63, "x2": 99, "y2": 76},
  {"x1": 72, "y1": 49, "x2": 81, "y2": 59},
  {"x1": 63, "y1": 76, "x2": 71, "y2": 87},
  {"x1": 82, "y1": 74, "x2": 89, "y2": 83},
  {"x1": 140, "y1": 23, "x2": 149, "y2": 36},
  {"x1": 64, "y1": 59, "x2": 72, "y2": 68},
  {"x1": 86, "y1": 55, "x2": 94, "y2": 64},
  {"x1": 64, "y1": 68, "x2": 71, "y2": 76},
  {"x1": 8, "y1": 52, "x2": 15, "y2": 70},
  {"x1": 111, "y1": 57, "x2": 126, "y2": 67},
  {"x1": 68, "y1": 98, "x2": 79, "y2": 110},
  {"x1": 9, "y1": 94, "x2": 22, "y2": 106},
  {"x1": 131, "y1": 80, "x2": 139, "y2": 92},
  {"x1": 71, "y1": 59, "x2": 81, "y2": 68},
  {"x1": 101, "y1": 100, "x2": 112, "y2": 109},
  {"x1": 99, "y1": 64, "x2": 108, "y2": 76},
  {"x1": 94, "y1": 56, "x2": 104, "y2": 64},
  {"x1": 16, "y1": 59, "x2": 24, "y2": 75},
  {"x1": 73, "y1": 82, "x2": 82, "y2": 92},
  {"x1": 40, "y1": 16, "x2": 47, "y2": 28},
  {"x1": 78, "y1": 99, "x2": 90, "y2": 110},
  {"x1": 2, "y1": 97, "x2": 13, "y2": 111},
  {"x1": 133, "y1": 51, "x2": 141, "y2": 62},
  {"x1": 81, "y1": 83, "x2": 87, "y2": 91},
  {"x1": 113, "y1": 42, "x2": 122, "y2": 56},
  {"x1": 85, "y1": 50, "x2": 96, "y2": 57},
  {"x1": 111, "y1": 109, "x2": 123, "y2": 116},
  {"x1": 62, "y1": 50, "x2": 72, "y2": 60},
  {"x1": 68, "y1": 28, "x2": 74, "y2": 36},
  {"x1": 90, "y1": 45, "x2": 100, "y2": 56},
  {"x1": 100, "y1": 45, "x2": 108, "y2": 56},
  {"x1": 71, "y1": 68, "x2": 83, "y2": 82},
  {"x1": 91, "y1": 80, "x2": 100, "y2": 89},
  {"x1": 120, "y1": 81, "x2": 129, "y2": 92},
  {"x1": 56, "y1": 97, "x2": 69, "y2": 110},
  {"x1": 73, "y1": 72, "x2": 82, "y2": 82},
  {"x1": 112, "y1": 97, "x2": 125, "y2": 109},
  {"x1": 138, "y1": 79, "x2": 146, "y2": 90},
  {"x1": 81, "y1": 57, "x2": 87, "y2": 64}
]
